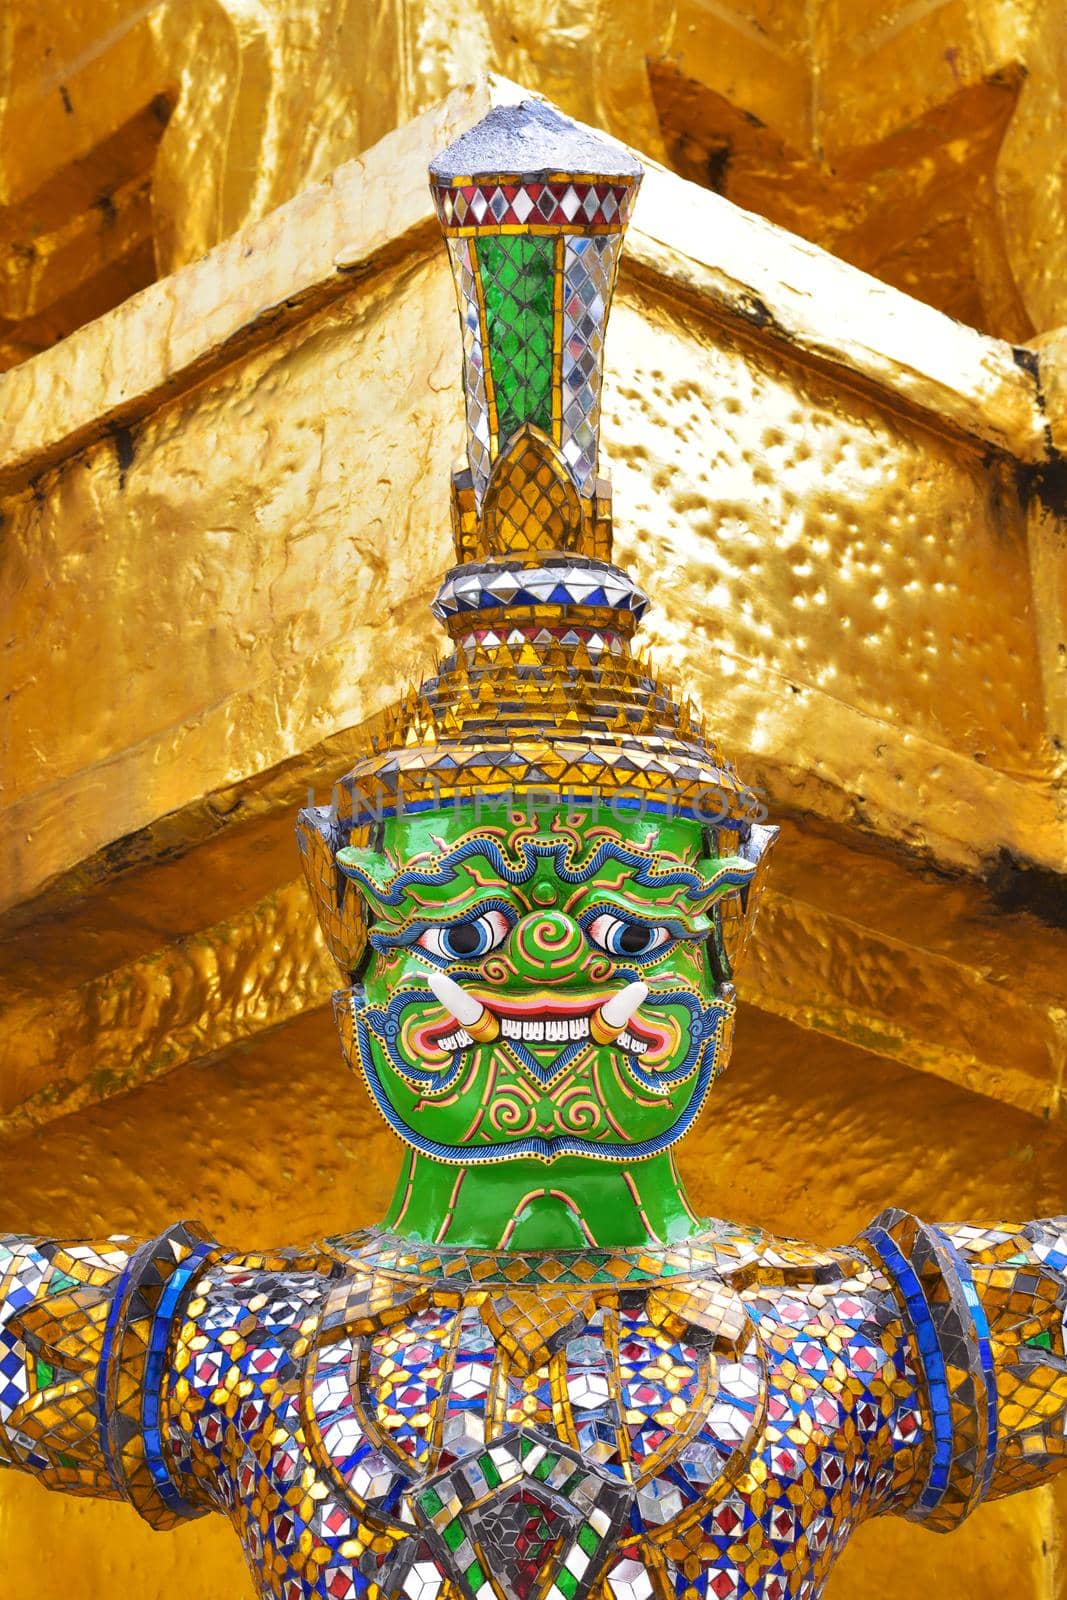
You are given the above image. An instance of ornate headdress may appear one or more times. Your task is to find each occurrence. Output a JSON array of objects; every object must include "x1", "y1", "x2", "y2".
[{"x1": 298, "y1": 101, "x2": 775, "y2": 979}]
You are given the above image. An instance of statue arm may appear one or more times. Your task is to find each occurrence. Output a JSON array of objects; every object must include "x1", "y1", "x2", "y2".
[
  {"x1": 0, "y1": 1221, "x2": 216, "y2": 1529},
  {"x1": 860, "y1": 1209, "x2": 1067, "y2": 1531}
]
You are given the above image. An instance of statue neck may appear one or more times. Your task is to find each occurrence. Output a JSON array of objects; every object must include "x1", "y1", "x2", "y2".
[{"x1": 382, "y1": 1149, "x2": 706, "y2": 1250}]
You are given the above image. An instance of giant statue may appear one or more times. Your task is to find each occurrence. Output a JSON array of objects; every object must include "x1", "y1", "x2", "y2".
[{"x1": 2, "y1": 102, "x2": 1065, "y2": 1600}]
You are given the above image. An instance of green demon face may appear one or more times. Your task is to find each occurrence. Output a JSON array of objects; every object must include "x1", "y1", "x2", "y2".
[{"x1": 334, "y1": 803, "x2": 755, "y2": 1165}]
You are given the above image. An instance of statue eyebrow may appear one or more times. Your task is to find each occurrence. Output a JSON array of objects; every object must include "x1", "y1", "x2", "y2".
[
  {"x1": 342, "y1": 839, "x2": 514, "y2": 903},
  {"x1": 391, "y1": 876, "x2": 501, "y2": 914},
  {"x1": 560, "y1": 876, "x2": 696, "y2": 917}
]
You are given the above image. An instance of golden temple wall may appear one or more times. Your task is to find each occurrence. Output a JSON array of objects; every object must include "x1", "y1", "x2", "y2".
[
  {"x1": 6, "y1": 0, "x2": 1067, "y2": 355},
  {"x1": 1, "y1": 20, "x2": 1066, "y2": 1600}
]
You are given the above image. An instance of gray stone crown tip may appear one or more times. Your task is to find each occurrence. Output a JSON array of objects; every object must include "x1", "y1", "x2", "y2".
[{"x1": 430, "y1": 99, "x2": 643, "y2": 183}]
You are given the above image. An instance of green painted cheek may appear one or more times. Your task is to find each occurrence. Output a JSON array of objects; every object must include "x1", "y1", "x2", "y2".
[{"x1": 364, "y1": 950, "x2": 408, "y2": 1006}]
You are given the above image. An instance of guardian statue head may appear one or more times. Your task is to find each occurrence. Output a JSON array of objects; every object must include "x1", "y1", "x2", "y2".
[{"x1": 297, "y1": 102, "x2": 777, "y2": 1191}]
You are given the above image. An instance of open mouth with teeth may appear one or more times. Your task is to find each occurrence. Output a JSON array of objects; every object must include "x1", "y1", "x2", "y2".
[
  {"x1": 425, "y1": 993, "x2": 663, "y2": 1062},
  {"x1": 438, "y1": 1014, "x2": 650, "y2": 1054}
]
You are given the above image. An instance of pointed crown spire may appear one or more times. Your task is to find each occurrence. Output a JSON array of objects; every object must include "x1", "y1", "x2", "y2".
[{"x1": 431, "y1": 100, "x2": 642, "y2": 565}]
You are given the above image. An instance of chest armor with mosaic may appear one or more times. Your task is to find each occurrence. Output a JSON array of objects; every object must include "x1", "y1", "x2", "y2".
[{"x1": 296, "y1": 1228, "x2": 887, "y2": 1600}]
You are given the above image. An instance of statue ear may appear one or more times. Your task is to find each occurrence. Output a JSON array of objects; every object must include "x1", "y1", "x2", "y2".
[
  {"x1": 296, "y1": 806, "x2": 369, "y2": 978},
  {"x1": 699, "y1": 824, "x2": 780, "y2": 981},
  {"x1": 695, "y1": 856, "x2": 759, "y2": 898},
  {"x1": 335, "y1": 845, "x2": 393, "y2": 902}
]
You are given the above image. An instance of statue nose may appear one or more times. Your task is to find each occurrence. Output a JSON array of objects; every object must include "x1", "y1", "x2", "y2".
[{"x1": 511, "y1": 911, "x2": 586, "y2": 980}]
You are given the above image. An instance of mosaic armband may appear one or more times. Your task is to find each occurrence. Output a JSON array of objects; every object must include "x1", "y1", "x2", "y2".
[
  {"x1": 861, "y1": 1209, "x2": 1000, "y2": 1530},
  {"x1": 0, "y1": 1222, "x2": 216, "y2": 1528},
  {"x1": 862, "y1": 1209, "x2": 1067, "y2": 1530}
]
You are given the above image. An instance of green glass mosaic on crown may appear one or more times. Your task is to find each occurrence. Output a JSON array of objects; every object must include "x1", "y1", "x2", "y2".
[
  {"x1": 430, "y1": 100, "x2": 643, "y2": 503},
  {"x1": 478, "y1": 235, "x2": 555, "y2": 446}
]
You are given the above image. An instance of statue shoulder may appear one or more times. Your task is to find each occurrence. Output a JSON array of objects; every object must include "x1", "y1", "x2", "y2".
[
  {"x1": 724, "y1": 1218, "x2": 911, "y2": 1377},
  {"x1": 704, "y1": 1219, "x2": 925, "y2": 1518},
  {"x1": 167, "y1": 1239, "x2": 349, "y2": 1385},
  {"x1": 166, "y1": 1236, "x2": 395, "y2": 1511},
  {"x1": 703, "y1": 1216, "x2": 874, "y2": 1292}
]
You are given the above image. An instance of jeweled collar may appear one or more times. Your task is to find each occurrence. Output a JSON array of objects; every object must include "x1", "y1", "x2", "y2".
[{"x1": 319, "y1": 1219, "x2": 860, "y2": 1291}]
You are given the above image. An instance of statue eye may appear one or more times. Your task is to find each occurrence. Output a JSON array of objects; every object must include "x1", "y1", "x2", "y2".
[
  {"x1": 585, "y1": 913, "x2": 672, "y2": 960},
  {"x1": 416, "y1": 910, "x2": 511, "y2": 962}
]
